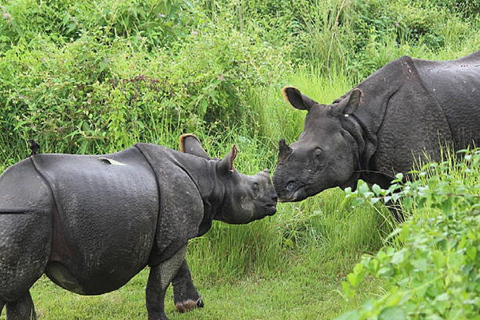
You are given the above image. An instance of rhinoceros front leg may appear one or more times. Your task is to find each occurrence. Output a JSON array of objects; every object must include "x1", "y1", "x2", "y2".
[
  {"x1": 5, "y1": 291, "x2": 36, "y2": 320},
  {"x1": 172, "y1": 259, "x2": 204, "y2": 313},
  {"x1": 146, "y1": 246, "x2": 187, "y2": 320}
]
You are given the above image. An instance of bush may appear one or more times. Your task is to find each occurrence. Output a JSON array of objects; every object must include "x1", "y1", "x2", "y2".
[
  {"x1": 338, "y1": 149, "x2": 480, "y2": 319},
  {"x1": 0, "y1": 23, "x2": 292, "y2": 157},
  {"x1": 432, "y1": 0, "x2": 480, "y2": 20},
  {"x1": 0, "y1": 0, "x2": 195, "y2": 50}
]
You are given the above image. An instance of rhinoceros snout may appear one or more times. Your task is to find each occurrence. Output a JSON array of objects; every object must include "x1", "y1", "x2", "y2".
[{"x1": 263, "y1": 194, "x2": 277, "y2": 216}]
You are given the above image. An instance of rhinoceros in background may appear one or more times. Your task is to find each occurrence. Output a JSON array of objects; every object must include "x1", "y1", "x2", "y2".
[
  {"x1": 0, "y1": 134, "x2": 277, "y2": 320},
  {"x1": 274, "y1": 51, "x2": 480, "y2": 202}
]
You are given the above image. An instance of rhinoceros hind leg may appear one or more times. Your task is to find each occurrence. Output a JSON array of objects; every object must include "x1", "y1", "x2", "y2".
[
  {"x1": 6, "y1": 291, "x2": 36, "y2": 320},
  {"x1": 172, "y1": 260, "x2": 203, "y2": 313}
]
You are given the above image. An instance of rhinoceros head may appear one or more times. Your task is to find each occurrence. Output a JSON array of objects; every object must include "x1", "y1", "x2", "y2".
[
  {"x1": 273, "y1": 87, "x2": 363, "y2": 202},
  {"x1": 180, "y1": 134, "x2": 277, "y2": 224}
]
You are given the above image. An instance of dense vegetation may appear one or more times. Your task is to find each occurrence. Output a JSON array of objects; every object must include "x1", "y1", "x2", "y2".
[
  {"x1": 339, "y1": 150, "x2": 480, "y2": 319},
  {"x1": 1, "y1": 0, "x2": 479, "y2": 319}
]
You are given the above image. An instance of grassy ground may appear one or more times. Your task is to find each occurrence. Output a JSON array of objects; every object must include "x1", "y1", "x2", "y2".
[{"x1": 27, "y1": 261, "x2": 382, "y2": 320}]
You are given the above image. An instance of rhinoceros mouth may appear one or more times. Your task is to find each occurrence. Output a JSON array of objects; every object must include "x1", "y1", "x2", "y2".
[
  {"x1": 278, "y1": 187, "x2": 308, "y2": 202},
  {"x1": 264, "y1": 204, "x2": 277, "y2": 216}
]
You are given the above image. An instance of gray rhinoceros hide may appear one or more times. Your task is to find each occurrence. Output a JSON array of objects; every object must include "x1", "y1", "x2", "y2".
[
  {"x1": 4, "y1": 146, "x2": 202, "y2": 295},
  {"x1": 0, "y1": 138, "x2": 277, "y2": 320},
  {"x1": 274, "y1": 51, "x2": 480, "y2": 201}
]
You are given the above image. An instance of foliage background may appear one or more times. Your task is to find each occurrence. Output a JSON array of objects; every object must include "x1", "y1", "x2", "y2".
[{"x1": 0, "y1": 0, "x2": 479, "y2": 319}]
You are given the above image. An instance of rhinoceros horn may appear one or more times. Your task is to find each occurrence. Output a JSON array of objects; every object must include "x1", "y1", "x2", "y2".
[{"x1": 278, "y1": 139, "x2": 292, "y2": 164}]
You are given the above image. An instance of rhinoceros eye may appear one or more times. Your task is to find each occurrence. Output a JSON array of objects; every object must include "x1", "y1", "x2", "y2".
[
  {"x1": 286, "y1": 181, "x2": 295, "y2": 191},
  {"x1": 313, "y1": 148, "x2": 325, "y2": 168},
  {"x1": 252, "y1": 182, "x2": 260, "y2": 198},
  {"x1": 313, "y1": 148, "x2": 323, "y2": 159}
]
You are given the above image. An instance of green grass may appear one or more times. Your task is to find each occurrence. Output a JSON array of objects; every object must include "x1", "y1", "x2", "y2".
[{"x1": 26, "y1": 264, "x2": 382, "y2": 320}]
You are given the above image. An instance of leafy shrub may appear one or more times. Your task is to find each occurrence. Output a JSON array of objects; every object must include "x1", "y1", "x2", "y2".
[
  {"x1": 432, "y1": 0, "x2": 480, "y2": 20},
  {"x1": 0, "y1": 0, "x2": 195, "y2": 50},
  {"x1": 346, "y1": 0, "x2": 474, "y2": 80},
  {"x1": 337, "y1": 149, "x2": 480, "y2": 319},
  {"x1": 0, "y1": 22, "x2": 292, "y2": 156}
]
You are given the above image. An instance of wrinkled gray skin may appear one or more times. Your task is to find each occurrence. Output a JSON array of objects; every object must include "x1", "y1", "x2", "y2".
[
  {"x1": 274, "y1": 51, "x2": 480, "y2": 202},
  {"x1": 0, "y1": 134, "x2": 277, "y2": 320}
]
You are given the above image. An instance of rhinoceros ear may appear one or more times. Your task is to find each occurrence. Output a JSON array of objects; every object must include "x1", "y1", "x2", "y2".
[
  {"x1": 179, "y1": 134, "x2": 211, "y2": 159},
  {"x1": 218, "y1": 145, "x2": 238, "y2": 174},
  {"x1": 338, "y1": 88, "x2": 362, "y2": 116},
  {"x1": 281, "y1": 86, "x2": 318, "y2": 111}
]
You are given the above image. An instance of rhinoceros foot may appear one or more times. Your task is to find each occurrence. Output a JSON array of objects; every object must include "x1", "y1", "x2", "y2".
[{"x1": 175, "y1": 298, "x2": 204, "y2": 313}]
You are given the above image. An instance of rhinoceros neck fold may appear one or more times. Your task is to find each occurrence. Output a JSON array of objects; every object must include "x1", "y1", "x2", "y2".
[
  {"x1": 29, "y1": 156, "x2": 74, "y2": 266},
  {"x1": 343, "y1": 113, "x2": 378, "y2": 174},
  {"x1": 153, "y1": 148, "x2": 225, "y2": 235},
  {"x1": 354, "y1": 56, "x2": 432, "y2": 136},
  {"x1": 135, "y1": 143, "x2": 221, "y2": 244}
]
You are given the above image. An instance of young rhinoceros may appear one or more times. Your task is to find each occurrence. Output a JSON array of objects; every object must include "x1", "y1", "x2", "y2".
[{"x1": 0, "y1": 134, "x2": 277, "y2": 320}]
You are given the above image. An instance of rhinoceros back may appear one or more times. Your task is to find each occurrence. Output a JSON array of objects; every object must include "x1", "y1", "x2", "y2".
[
  {"x1": 32, "y1": 147, "x2": 158, "y2": 295},
  {"x1": 413, "y1": 51, "x2": 480, "y2": 149}
]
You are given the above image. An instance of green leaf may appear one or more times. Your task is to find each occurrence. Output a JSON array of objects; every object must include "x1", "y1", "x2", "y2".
[
  {"x1": 348, "y1": 272, "x2": 362, "y2": 287},
  {"x1": 378, "y1": 306, "x2": 406, "y2": 320},
  {"x1": 352, "y1": 198, "x2": 365, "y2": 206},
  {"x1": 333, "y1": 311, "x2": 361, "y2": 320},
  {"x1": 372, "y1": 183, "x2": 382, "y2": 195},
  {"x1": 198, "y1": 99, "x2": 208, "y2": 116},
  {"x1": 358, "y1": 181, "x2": 370, "y2": 195},
  {"x1": 411, "y1": 258, "x2": 427, "y2": 271},
  {"x1": 391, "y1": 250, "x2": 405, "y2": 265},
  {"x1": 466, "y1": 246, "x2": 477, "y2": 260},
  {"x1": 402, "y1": 196, "x2": 413, "y2": 211}
]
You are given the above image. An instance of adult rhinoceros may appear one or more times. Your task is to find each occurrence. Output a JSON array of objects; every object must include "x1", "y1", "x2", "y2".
[
  {"x1": 0, "y1": 134, "x2": 277, "y2": 320},
  {"x1": 274, "y1": 51, "x2": 480, "y2": 202}
]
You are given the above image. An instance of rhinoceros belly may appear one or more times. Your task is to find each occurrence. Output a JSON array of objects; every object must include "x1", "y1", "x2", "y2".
[{"x1": 32, "y1": 147, "x2": 159, "y2": 295}]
